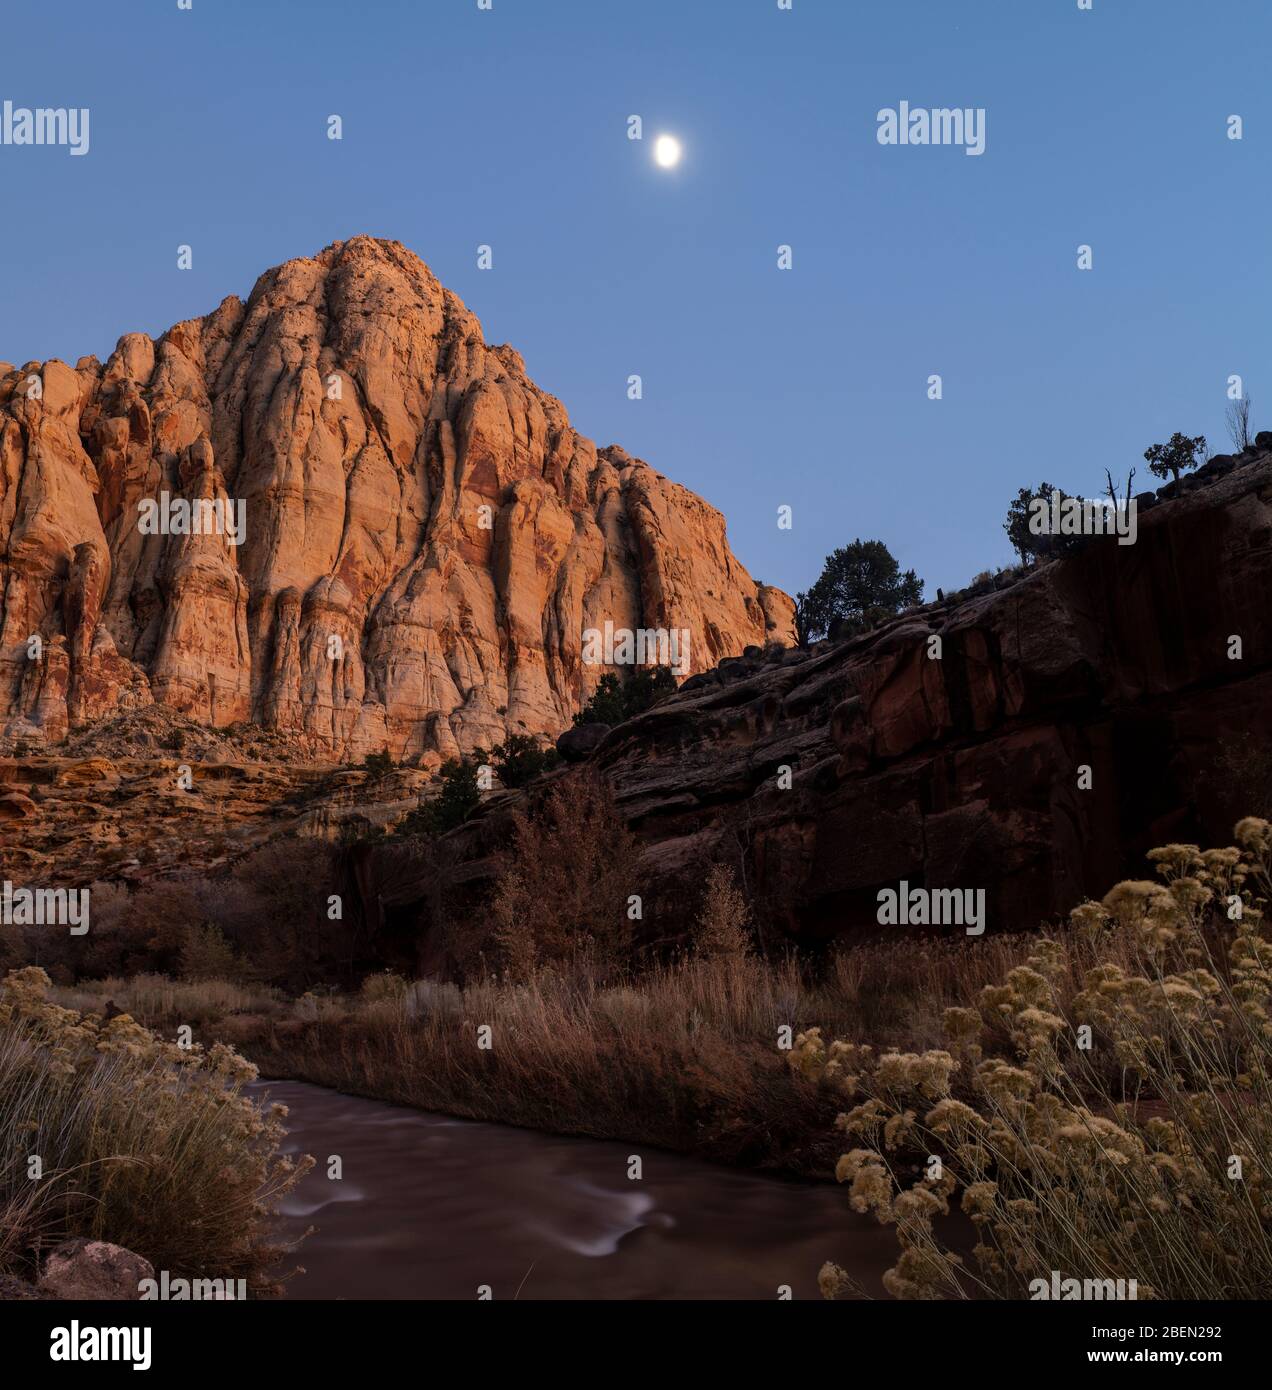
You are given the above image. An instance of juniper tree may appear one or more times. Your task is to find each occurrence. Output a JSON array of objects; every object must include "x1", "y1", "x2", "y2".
[
  {"x1": 1143, "y1": 432, "x2": 1206, "y2": 489},
  {"x1": 796, "y1": 539, "x2": 923, "y2": 645}
]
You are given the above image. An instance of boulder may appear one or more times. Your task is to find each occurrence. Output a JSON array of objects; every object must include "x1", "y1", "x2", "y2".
[
  {"x1": 38, "y1": 1239, "x2": 153, "y2": 1301},
  {"x1": 556, "y1": 723, "x2": 611, "y2": 763}
]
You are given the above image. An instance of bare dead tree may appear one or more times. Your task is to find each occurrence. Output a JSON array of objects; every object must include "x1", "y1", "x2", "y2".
[
  {"x1": 1226, "y1": 396, "x2": 1253, "y2": 452},
  {"x1": 1105, "y1": 466, "x2": 1136, "y2": 511}
]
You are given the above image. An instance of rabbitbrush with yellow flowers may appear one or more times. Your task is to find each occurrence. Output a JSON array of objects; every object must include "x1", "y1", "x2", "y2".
[{"x1": 799, "y1": 819, "x2": 1272, "y2": 1300}]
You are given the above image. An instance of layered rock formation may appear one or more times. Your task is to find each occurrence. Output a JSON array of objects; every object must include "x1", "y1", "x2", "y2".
[
  {"x1": 413, "y1": 448, "x2": 1272, "y2": 950},
  {"x1": 8, "y1": 447, "x2": 1268, "y2": 965},
  {"x1": 601, "y1": 449, "x2": 1272, "y2": 938},
  {"x1": 0, "y1": 237, "x2": 793, "y2": 760}
]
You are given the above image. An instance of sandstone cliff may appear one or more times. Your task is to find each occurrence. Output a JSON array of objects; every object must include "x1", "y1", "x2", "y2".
[
  {"x1": 405, "y1": 447, "x2": 1272, "y2": 951},
  {"x1": 7, "y1": 447, "x2": 1267, "y2": 964},
  {"x1": 0, "y1": 237, "x2": 793, "y2": 761}
]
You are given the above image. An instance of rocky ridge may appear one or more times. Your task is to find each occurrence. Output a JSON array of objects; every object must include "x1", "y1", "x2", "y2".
[
  {"x1": 0, "y1": 237, "x2": 793, "y2": 762},
  {"x1": 6, "y1": 445, "x2": 1267, "y2": 959},
  {"x1": 411, "y1": 445, "x2": 1272, "y2": 947}
]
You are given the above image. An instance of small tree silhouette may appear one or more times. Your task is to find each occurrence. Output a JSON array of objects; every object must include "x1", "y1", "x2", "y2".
[
  {"x1": 474, "y1": 733, "x2": 560, "y2": 788},
  {"x1": 406, "y1": 757, "x2": 482, "y2": 834},
  {"x1": 573, "y1": 666, "x2": 677, "y2": 726},
  {"x1": 1003, "y1": 482, "x2": 1085, "y2": 565},
  {"x1": 796, "y1": 539, "x2": 923, "y2": 644},
  {"x1": 1143, "y1": 432, "x2": 1207, "y2": 489},
  {"x1": 362, "y1": 748, "x2": 394, "y2": 779}
]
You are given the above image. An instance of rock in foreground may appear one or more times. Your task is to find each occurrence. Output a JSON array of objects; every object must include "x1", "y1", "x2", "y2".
[{"x1": 38, "y1": 1239, "x2": 153, "y2": 1301}]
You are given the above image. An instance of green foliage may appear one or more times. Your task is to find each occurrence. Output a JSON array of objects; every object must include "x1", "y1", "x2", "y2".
[
  {"x1": 362, "y1": 748, "x2": 394, "y2": 779},
  {"x1": 1143, "y1": 432, "x2": 1206, "y2": 487},
  {"x1": 403, "y1": 757, "x2": 482, "y2": 836},
  {"x1": 795, "y1": 539, "x2": 923, "y2": 644},
  {"x1": 398, "y1": 739, "x2": 560, "y2": 839},
  {"x1": 474, "y1": 733, "x2": 561, "y2": 789},
  {"x1": 1002, "y1": 481, "x2": 1086, "y2": 565},
  {"x1": 573, "y1": 667, "x2": 678, "y2": 726}
]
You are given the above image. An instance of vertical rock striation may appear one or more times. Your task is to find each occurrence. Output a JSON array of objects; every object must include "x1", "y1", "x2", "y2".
[{"x1": 0, "y1": 237, "x2": 794, "y2": 759}]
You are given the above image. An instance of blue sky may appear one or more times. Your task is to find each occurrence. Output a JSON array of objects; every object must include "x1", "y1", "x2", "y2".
[{"x1": 1, "y1": 0, "x2": 1267, "y2": 599}]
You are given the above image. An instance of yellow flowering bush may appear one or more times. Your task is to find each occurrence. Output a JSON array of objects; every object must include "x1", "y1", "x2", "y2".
[
  {"x1": 798, "y1": 821, "x2": 1272, "y2": 1300},
  {"x1": 0, "y1": 966, "x2": 311, "y2": 1291}
]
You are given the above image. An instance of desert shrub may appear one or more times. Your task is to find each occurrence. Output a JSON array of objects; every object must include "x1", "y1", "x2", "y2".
[
  {"x1": 293, "y1": 989, "x2": 347, "y2": 1025},
  {"x1": 4, "y1": 878, "x2": 190, "y2": 983},
  {"x1": 401, "y1": 757, "x2": 481, "y2": 835},
  {"x1": 403, "y1": 978, "x2": 463, "y2": 1022},
  {"x1": 487, "y1": 771, "x2": 641, "y2": 979},
  {"x1": 573, "y1": 667, "x2": 677, "y2": 726},
  {"x1": 12, "y1": 839, "x2": 342, "y2": 992},
  {"x1": 474, "y1": 733, "x2": 561, "y2": 789},
  {"x1": 178, "y1": 923, "x2": 243, "y2": 982},
  {"x1": 0, "y1": 966, "x2": 309, "y2": 1289},
  {"x1": 359, "y1": 969, "x2": 409, "y2": 1002},
  {"x1": 803, "y1": 820, "x2": 1272, "y2": 1301},
  {"x1": 693, "y1": 862, "x2": 752, "y2": 958},
  {"x1": 59, "y1": 841, "x2": 345, "y2": 993},
  {"x1": 362, "y1": 748, "x2": 394, "y2": 778},
  {"x1": 204, "y1": 838, "x2": 344, "y2": 991}
]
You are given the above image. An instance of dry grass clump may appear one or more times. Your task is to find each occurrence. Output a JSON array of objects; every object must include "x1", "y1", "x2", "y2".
[
  {"x1": 359, "y1": 970, "x2": 410, "y2": 1003},
  {"x1": 55, "y1": 973, "x2": 280, "y2": 1027},
  {"x1": 178, "y1": 936, "x2": 1045, "y2": 1174},
  {"x1": 45, "y1": 928, "x2": 1051, "y2": 1178},
  {"x1": 244, "y1": 953, "x2": 848, "y2": 1172},
  {"x1": 802, "y1": 820, "x2": 1272, "y2": 1300},
  {"x1": 0, "y1": 967, "x2": 310, "y2": 1292}
]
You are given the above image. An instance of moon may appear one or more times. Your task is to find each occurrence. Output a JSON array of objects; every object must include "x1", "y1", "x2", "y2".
[{"x1": 654, "y1": 135, "x2": 682, "y2": 169}]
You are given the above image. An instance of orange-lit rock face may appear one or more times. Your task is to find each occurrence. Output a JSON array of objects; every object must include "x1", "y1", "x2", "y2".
[{"x1": 0, "y1": 237, "x2": 794, "y2": 760}]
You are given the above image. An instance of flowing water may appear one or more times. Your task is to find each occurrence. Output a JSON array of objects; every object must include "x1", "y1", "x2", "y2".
[{"x1": 252, "y1": 1079, "x2": 897, "y2": 1301}]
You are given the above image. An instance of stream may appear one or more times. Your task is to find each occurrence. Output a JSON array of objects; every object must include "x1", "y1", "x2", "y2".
[{"x1": 251, "y1": 1079, "x2": 897, "y2": 1301}]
